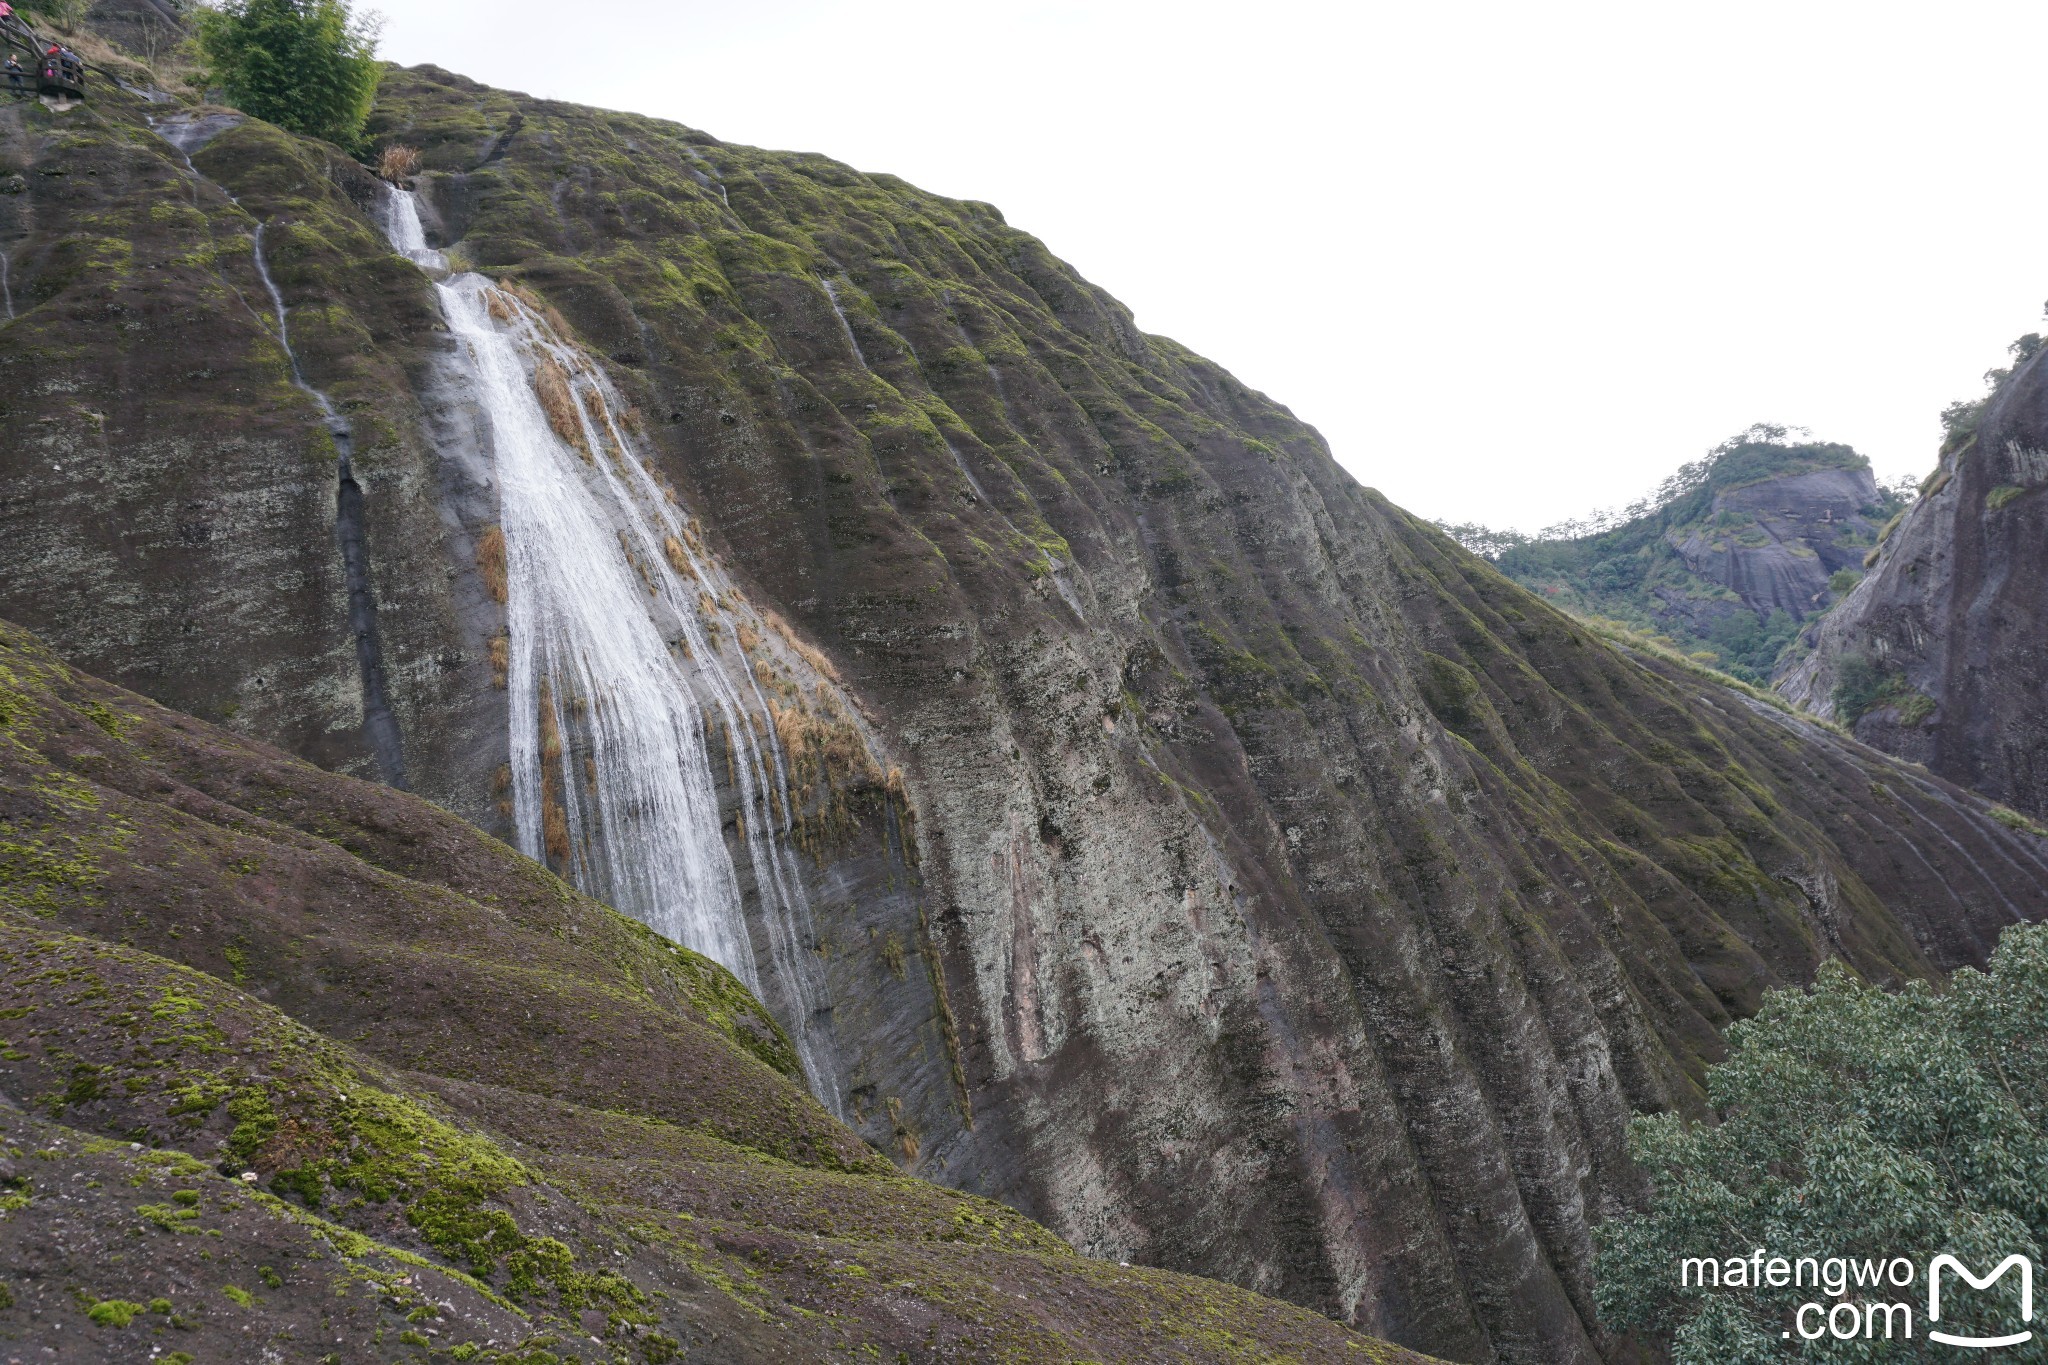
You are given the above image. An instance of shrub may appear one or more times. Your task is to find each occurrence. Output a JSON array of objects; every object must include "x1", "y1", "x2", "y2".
[
  {"x1": 1595, "y1": 923, "x2": 2048, "y2": 1361},
  {"x1": 12, "y1": 0, "x2": 88, "y2": 25},
  {"x1": 1826, "y1": 568, "x2": 1862, "y2": 595},
  {"x1": 1832, "y1": 655, "x2": 1936, "y2": 727},
  {"x1": 377, "y1": 143, "x2": 420, "y2": 181},
  {"x1": 193, "y1": 0, "x2": 382, "y2": 152},
  {"x1": 1990, "y1": 805, "x2": 2047, "y2": 837}
]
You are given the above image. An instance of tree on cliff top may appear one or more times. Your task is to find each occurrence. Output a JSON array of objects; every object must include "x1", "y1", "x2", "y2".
[{"x1": 194, "y1": 0, "x2": 382, "y2": 151}]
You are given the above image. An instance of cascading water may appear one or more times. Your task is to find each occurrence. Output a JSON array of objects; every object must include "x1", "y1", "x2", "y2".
[
  {"x1": 146, "y1": 112, "x2": 408, "y2": 786},
  {"x1": 820, "y1": 276, "x2": 868, "y2": 369},
  {"x1": 382, "y1": 189, "x2": 842, "y2": 1111},
  {"x1": 379, "y1": 192, "x2": 447, "y2": 273},
  {"x1": 1, "y1": 251, "x2": 14, "y2": 322}
]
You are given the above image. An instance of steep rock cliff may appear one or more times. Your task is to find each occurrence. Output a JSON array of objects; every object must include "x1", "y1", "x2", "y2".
[
  {"x1": 0, "y1": 619, "x2": 1425, "y2": 1362},
  {"x1": 2, "y1": 15, "x2": 2047, "y2": 1363},
  {"x1": 1781, "y1": 346, "x2": 2048, "y2": 820}
]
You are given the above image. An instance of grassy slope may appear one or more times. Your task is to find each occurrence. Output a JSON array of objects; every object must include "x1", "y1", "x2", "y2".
[{"x1": 0, "y1": 619, "x2": 1428, "y2": 1363}]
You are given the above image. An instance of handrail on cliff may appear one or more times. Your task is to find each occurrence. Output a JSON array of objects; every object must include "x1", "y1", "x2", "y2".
[{"x1": 1, "y1": 11, "x2": 91, "y2": 104}]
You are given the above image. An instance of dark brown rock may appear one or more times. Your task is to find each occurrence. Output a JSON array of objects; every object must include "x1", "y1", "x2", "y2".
[{"x1": 1783, "y1": 349, "x2": 2048, "y2": 822}]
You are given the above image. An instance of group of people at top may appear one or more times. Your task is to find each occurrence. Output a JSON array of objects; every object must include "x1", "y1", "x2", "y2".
[{"x1": 0, "y1": 0, "x2": 84, "y2": 98}]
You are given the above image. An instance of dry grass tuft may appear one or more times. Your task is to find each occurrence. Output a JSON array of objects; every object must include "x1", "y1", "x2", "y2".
[
  {"x1": 662, "y1": 535, "x2": 695, "y2": 578},
  {"x1": 886, "y1": 1096, "x2": 921, "y2": 1162},
  {"x1": 532, "y1": 355, "x2": 590, "y2": 460},
  {"x1": 377, "y1": 144, "x2": 421, "y2": 182},
  {"x1": 542, "y1": 799, "x2": 571, "y2": 863},
  {"x1": 538, "y1": 678, "x2": 571, "y2": 864},
  {"x1": 487, "y1": 635, "x2": 510, "y2": 689},
  {"x1": 475, "y1": 526, "x2": 508, "y2": 604},
  {"x1": 762, "y1": 607, "x2": 840, "y2": 683}
]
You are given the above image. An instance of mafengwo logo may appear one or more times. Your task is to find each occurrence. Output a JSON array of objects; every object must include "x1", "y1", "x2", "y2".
[
  {"x1": 1929, "y1": 1256, "x2": 2033, "y2": 1349},
  {"x1": 1679, "y1": 1250, "x2": 2036, "y2": 1348}
]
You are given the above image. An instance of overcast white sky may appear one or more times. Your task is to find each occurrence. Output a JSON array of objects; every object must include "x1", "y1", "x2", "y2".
[{"x1": 372, "y1": 0, "x2": 2048, "y2": 531}]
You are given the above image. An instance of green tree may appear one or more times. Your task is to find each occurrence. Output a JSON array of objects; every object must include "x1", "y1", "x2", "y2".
[
  {"x1": 194, "y1": 0, "x2": 382, "y2": 151},
  {"x1": 1595, "y1": 923, "x2": 2048, "y2": 1361},
  {"x1": 14, "y1": 0, "x2": 89, "y2": 26}
]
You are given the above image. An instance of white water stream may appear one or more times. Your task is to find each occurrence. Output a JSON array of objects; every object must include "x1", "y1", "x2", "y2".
[{"x1": 382, "y1": 190, "x2": 840, "y2": 1110}]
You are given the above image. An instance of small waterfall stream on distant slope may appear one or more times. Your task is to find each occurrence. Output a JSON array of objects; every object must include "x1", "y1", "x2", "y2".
[
  {"x1": 381, "y1": 189, "x2": 841, "y2": 1111},
  {"x1": 144, "y1": 111, "x2": 408, "y2": 786},
  {"x1": 250, "y1": 224, "x2": 408, "y2": 787}
]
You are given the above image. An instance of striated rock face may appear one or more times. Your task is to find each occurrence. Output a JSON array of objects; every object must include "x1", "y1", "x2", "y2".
[
  {"x1": 3, "y1": 14, "x2": 2048, "y2": 1362},
  {"x1": 0, "y1": 619, "x2": 1424, "y2": 1362},
  {"x1": 1781, "y1": 349, "x2": 2048, "y2": 820},
  {"x1": 1666, "y1": 465, "x2": 1884, "y2": 623}
]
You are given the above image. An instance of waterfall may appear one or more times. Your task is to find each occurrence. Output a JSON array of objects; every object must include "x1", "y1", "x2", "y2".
[
  {"x1": 383, "y1": 190, "x2": 841, "y2": 1111},
  {"x1": 380, "y1": 191, "x2": 447, "y2": 273},
  {"x1": 820, "y1": 276, "x2": 868, "y2": 369}
]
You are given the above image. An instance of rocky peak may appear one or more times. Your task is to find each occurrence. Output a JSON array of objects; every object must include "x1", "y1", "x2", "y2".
[
  {"x1": 1668, "y1": 462, "x2": 1883, "y2": 620},
  {"x1": 1473, "y1": 436, "x2": 1898, "y2": 681},
  {"x1": 1780, "y1": 343, "x2": 2048, "y2": 819}
]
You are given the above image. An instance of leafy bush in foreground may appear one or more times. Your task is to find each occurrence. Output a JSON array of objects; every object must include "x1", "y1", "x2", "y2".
[{"x1": 1596, "y1": 923, "x2": 2048, "y2": 1361}]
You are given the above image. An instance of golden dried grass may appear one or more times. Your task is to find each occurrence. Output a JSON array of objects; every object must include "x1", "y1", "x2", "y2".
[
  {"x1": 662, "y1": 535, "x2": 694, "y2": 578},
  {"x1": 532, "y1": 355, "x2": 590, "y2": 459},
  {"x1": 377, "y1": 144, "x2": 421, "y2": 181},
  {"x1": 762, "y1": 607, "x2": 841, "y2": 683},
  {"x1": 538, "y1": 677, "x2": 571, "y2": 864},
  {"x1": 475, "y1": 525, "x2": 508, "y2": 604}
]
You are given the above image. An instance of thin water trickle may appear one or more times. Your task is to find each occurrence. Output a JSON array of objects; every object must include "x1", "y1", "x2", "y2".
[
  {"x1": 387, "y1": 190, "x2": 841, "y2": 1111},
  {"x1": 249, "y1": 222, "x2": 406, "y2": 784},
  {"x1": 252, "y1": 223, "x2": 344, "y2": 435},
  {"x1": 820, "y1": 276, "x2": 868, "y2": 369},
  {"x1": 1, "y1": 251, "x2": 13, "y2": 322}
]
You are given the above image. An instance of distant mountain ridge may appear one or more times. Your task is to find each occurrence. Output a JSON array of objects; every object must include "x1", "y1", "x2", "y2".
[{"x1": 1442, "y1": 430, "x2": 1908, "y2": 681}]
